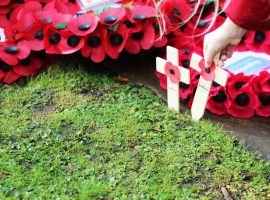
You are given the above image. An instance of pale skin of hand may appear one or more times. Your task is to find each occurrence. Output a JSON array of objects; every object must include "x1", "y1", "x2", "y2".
[{"x1": 203, "y1": 17, "x2": 247, "y2": 68}]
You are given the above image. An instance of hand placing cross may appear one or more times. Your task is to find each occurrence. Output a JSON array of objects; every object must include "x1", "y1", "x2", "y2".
[
  {"x1": 156, "y1": 46, "x2": 190, "y2": 112},
  {"x1": 190, "y1": 53, "x2": 229, "y2": 121}
]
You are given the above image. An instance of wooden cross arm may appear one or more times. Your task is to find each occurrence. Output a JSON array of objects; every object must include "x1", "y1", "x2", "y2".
[
  {"x1": 156, "y1": 57, "x2": 190, "y2": 84},
  {"x1": 190, "y1": 53, "x2": 228, "y2": 86}
]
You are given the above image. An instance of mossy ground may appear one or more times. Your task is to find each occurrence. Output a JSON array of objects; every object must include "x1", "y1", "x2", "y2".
[{"x1": 0, "y1": 63, "x2": 270, "y2": 199}]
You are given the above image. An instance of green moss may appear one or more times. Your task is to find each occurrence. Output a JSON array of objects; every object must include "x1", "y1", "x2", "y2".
[{"x1": 0, "y1": 63, "x2": 270, "y2": 199}]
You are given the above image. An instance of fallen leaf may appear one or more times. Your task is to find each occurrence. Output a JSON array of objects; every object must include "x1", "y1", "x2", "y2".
[
  {"x1": 113, "y1": 75, "x2": 129, "y2": 83},
  {"x1": 20, "y1": 134, "x2": 28, "y2": 139},
  {"x1": 213, "y1": 154, "x2": 222, "y2": 164},
  {"x1": 67, "y1": 163, "x2": 73, "y2": 173}
]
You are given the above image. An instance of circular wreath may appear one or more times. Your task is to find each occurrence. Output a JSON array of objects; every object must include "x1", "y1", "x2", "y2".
[{"x1": 0, "y1": 0, "x2": 270, "y2": 118}]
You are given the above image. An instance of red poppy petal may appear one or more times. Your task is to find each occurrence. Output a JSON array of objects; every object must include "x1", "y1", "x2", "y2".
[
  {"x1": 91, "y1": 46, "x2": 106, "y2": 63},
  {"x1": 100, "y1": 8, "x2": 126, "y2": 26},
  {"x1": 1, "y1": 53, "x2": 18, "y2": 65},
  {"x1": 140, "y1": 21, "x2": 155, "y2": 50},
  {"x1": 3, "y1": 71, "x2": 21, "y2": 84},
  {"x1": 67, "y1": 13, "x2": 98, "y2": 36},
  {"x1": 16, "y1": 46, "x2": 31, "y2": 60},
  {"x1": 125, "y1": 38, "x2": 141, "y2": 54},
  {"x1": 13, "y1": 57, "x2": 43, "y2": 76}
]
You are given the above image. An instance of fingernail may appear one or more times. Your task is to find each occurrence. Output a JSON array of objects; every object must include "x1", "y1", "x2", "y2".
[{"x1": 205, "y1": 68, "x2": 210, "y2": 73}]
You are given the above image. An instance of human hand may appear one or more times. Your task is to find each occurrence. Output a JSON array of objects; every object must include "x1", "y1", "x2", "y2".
[{"x1": 203, "y1": 17, "x2": 246, "y2": 68}]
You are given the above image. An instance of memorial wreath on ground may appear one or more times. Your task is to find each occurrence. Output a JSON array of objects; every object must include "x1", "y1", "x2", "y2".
[{"x1": 0, "y1": 0, "x2": 270, "y2": 119}]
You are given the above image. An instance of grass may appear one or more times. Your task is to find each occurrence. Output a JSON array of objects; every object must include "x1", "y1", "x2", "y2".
[{"x1": 0, "y1": 62, "x2": 270, "y2": 199}]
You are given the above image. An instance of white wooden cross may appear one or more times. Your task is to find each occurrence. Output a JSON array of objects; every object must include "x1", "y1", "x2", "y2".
[
  {"x1": 190, "y1": 53, "x2": 229, "y2": 121},
  {"x1": 156, "y1": 46, "x2": 190, "y2": 112}
]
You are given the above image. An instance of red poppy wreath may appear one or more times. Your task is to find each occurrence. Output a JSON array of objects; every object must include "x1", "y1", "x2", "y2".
[{"x1": 1, "y1": 0, "x2": 270, "y2": 118}]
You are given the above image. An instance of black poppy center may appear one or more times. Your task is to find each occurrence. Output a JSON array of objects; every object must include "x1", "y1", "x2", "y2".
[
  {"x1": 235, "y1": 93, "x2": 250, "y2": 106},
  {"x1": 133, "y1": 14, "x2": 146, "y2": 21},
  {"x1": 104, "y1": 15, "x2": 117, "y2": 24},
  {"x1": 212, "y1": 81, "x2": 220, "y2": 87},
  {"x1": 88, "y1": 36, "x2": 101, "y2": 47},
  {"x1": 213, "y1": 90, "x2": 227, "y2": 103},
  {"x1": 125, "y1": 21, "x2": 136, "y2": 28},
  {"x1": 20, "y1": 57, "x2": 31, "y2": 66},
  {"x1": 131, "y1": 31, "x2": 144, "y2": 40},
  {"x1": 179, "y1": 82, "x2": 189, "y2": 89},
  {"x1": 172, "y1": 8, "x2": 181, "y2": 15},
  {"x1": 205, "y1": 68, "x2": 210, "y2": 73},
  {"x1": 259, "y1": 94, "x2": 270, "y2": 106},
  {"x1": 78, "y1": 23, "x2": 91, "y2": 31},
  {"x1": 234, "y1": 81, "x2": 246, "y2": 90},
  {"x1": 169, "y1": 69, "x2": 175, "y2": 75},
  {"x1": 109, "y1": 34, "x2": 123, "y2": 46},
  {"x1": 181, "y1": 60, "x2": 190, "y2": 68},
  {"x1": 0, "y1": 61, "x2": 11, "y2": 72},
  {"x1": 34, "y1": 29, "x2": 44, "y2": 40},
  {"x1": 183, "y1": 48, "x2": 190, "y2": 55},
  {"x1": 268, "y1": 79, "x2": 270, "y2": 84},
  {"x1": 254, "y1": 31, "x2": 265, "y2": 43},
  {"x1": 49, "y1": 33, "x2": 61, "y2": 44},
  {"x1": 5, "y1": 46, "x2": 19, "y2": 54},
  {"x1": 197, "y1": 20, "x2": 208, "y2": 28},
  {"x1": 67, "y1": 36, "x2": 80, "y2": 47}
]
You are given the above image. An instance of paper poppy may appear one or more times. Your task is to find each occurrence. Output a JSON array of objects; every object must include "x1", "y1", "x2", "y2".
[
  {"x1": 17, "y1": 23, "x2": 46, "y2": 51},
  {"x1": 256, "y1": 91, "x2": 270, "y2": 117},
  {"x1": 99, "y1": 7, "x2": 127, "y2": 27},
  {"x1": 245, "y1": 31, "x2": 268, "y2": 52},
  {"x1": 81, "y1": 25, "x2": 107, "y2": 63},
  {"x1": 57, "y1": 32, "x2": 85, "y2": 55},
  {"x1": 0, "y1": 60, "x2": 21, "y2": 83},
  {"x1": 227, "y1": 74, "x2": 259, "y2": 118},
  {"x1": 206, "y1": 85, "x2": 230, "y2": 115},
  {"x1": 105, "y1": 23, "x2": 129, "y2": 59},
  {"x1": 125, "y1": 20, "x2": 155, "y2": 54},
  {"x1": 67, "y1": 13, "x2": 98, "y2": 37},
  {"x1": 198, "y1": 58, "x2": 216, "y2": 81},
  {"x1": 127, "y1": 5, "x2": 156, "y2": 23},
  {"x1": 164, "y1": 61, "x2": 180, "y2": 83},
  {"x1": 0, "y1": 42, "x2": 30, "y2": 65},
  {"x1": 13, "y1": 56, "x2": 43, "y2": 76},
  {"x1": 43, "y1": 25, "x2": 66, "y2": 54}
]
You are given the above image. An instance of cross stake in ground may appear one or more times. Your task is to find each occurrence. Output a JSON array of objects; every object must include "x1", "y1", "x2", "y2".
[
  {"x1": 156, "y1": 46, "x2": 190, "y2": 112},
  {"x1": 190, "y1": 53, "x2": 229, "y2": 121}
]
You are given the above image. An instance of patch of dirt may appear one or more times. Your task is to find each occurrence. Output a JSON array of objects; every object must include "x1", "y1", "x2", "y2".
[{"x1": 31, "y1": 104, "x2": 55, "y2": 113}]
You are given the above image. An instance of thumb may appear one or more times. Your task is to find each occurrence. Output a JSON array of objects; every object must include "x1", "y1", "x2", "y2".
[{"x1": 204, "y1": 44, "x2": 219, "y2": 69}]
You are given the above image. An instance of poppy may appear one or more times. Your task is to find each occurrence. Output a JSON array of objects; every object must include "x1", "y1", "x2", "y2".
[
  {"x1": 43, "y1": 25, "x2": 67, "y2": 54},
  {"x1": 127, "y1": 5, "x2": 156, "y2": 23},
  {"x1": 256, "y1": 91, "x2": 270, "y2": 117},
  {"x1": 67, "y1": 13, "x2": 98, "y2": 36},
  {"x1": 0, "y1": 60, "x2": 20, "y2": 83},
  {"x1": 17, "y1": 23, "x2": 46, "y2": 51},
  {"x1": 105, "y1": 23, "x2": 129, "y2": 59},
  {"x1": 245, "y1": 31, "x2": 268, "y2": 52},
  {"x1": 227, "y1": 73, "x2": 259, "y2": 118},
  {"x1": 165, "y1": 61, "x2": 181, "y2": 83},
  {"x1": 125, "y1": 20, "x2": 155, "y2": 54},
  {"x1": 0, "y1": 42, "x2": 30, "y2": 65},
  {"x1": 206, "y1": 85, "x2": 230, "y2": 115},
  {"x1": 13, "y1": 56, "x2": 43, "y2": 76},
  {"x1": 99, "y1": 7, "x2": 127, "y2": 27},
  {"x1": 81, "y1": 25, "x2": 107, "y2": 63},
  {"x1": 198, "y1": 58, "x2": 216, "y2": 81}
]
